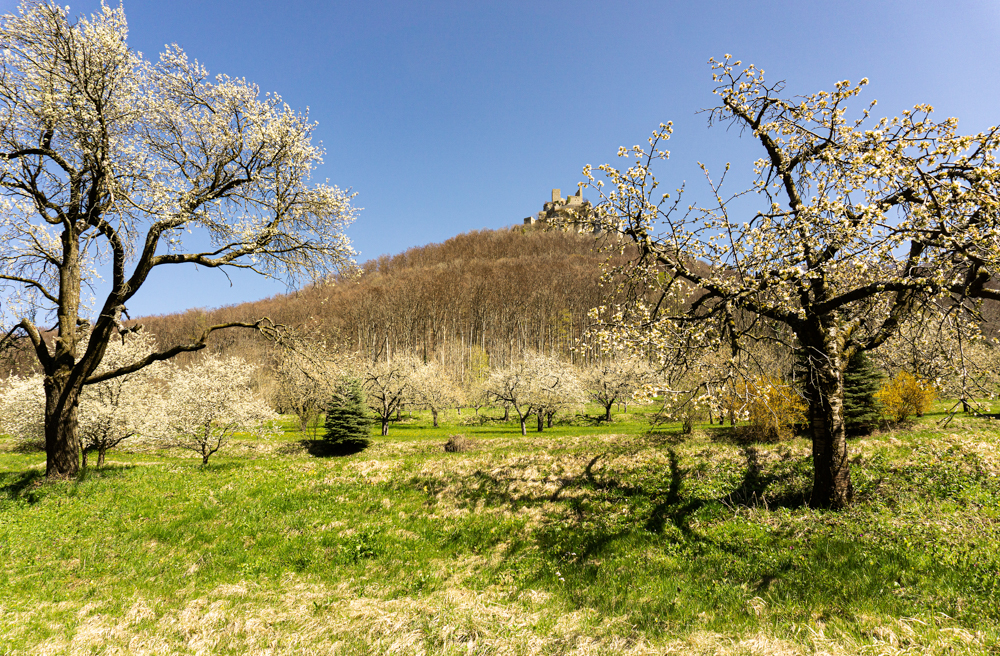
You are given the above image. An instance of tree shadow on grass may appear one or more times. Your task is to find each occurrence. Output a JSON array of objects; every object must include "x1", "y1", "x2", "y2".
[
  {"x1": 297, "y1": 438, "x2": 370, "y2": 458},
  {"x1": 0, "y1": 470, "x2": 44, "y2": 502},
  {"x1": 445, "y1": 442, "x2": 810, "y2": 566},
  {"x1": 718, "y1": 446, "x2": 810, "y2": 510}
]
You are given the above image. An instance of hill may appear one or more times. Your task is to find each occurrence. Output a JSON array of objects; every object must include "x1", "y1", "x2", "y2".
[{"x1": 134, "y1": 226, "x2": 623, "y2": 378}]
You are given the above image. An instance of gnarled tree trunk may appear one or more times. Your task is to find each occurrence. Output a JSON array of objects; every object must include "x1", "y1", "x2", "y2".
[
  {"x1": 44, "y1": 374, "x2": 82, "y2": 478},
  {"x1": 801, "y1": 328, "x2": 854, "y2": 510}
]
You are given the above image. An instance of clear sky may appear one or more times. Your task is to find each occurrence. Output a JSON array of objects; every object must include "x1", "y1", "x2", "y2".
[{"x1": 2, "y1": 0, "x2": 998, "y2": 318}]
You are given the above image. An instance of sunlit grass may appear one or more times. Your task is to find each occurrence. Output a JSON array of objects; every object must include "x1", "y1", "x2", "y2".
[{"x1": 0, "y1": 403, "x2": 997, "y2": 654}]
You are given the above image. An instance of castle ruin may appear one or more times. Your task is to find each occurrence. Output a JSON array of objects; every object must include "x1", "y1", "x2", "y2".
[{"x1": 524, "y1": 186, "x2": 599, "y2": 234}]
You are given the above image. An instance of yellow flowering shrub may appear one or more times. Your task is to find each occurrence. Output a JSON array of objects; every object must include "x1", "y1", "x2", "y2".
[
  {"x1": 717, "y1": 376, "x2": 807, "y2": 441},
  {"x1": 746, "y1": 376, "x2": 808, "y2": 441},
  {"x1": 875, "y1": 372, "x2": 936, "y2": 423}
]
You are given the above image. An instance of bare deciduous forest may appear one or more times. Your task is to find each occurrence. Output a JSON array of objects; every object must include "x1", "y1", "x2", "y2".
[{"x1": 133, "y1": 227, "x2": 622, "y2": 377}]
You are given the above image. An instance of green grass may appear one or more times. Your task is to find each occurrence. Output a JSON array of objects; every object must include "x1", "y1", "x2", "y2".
[{"x1": 1, "y1": 403, "x2": 998, "y2": 654}]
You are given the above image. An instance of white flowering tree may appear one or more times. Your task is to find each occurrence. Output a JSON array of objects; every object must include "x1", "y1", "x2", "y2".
[
  {"x1": 408, "y1": 361, "x2": 461, "y2": 427},
  {"x1": 0, "y1": 373, "x2": 45, "y2": 447},
  {"x1": 487, "y1": 352, "x2": 585, "y2": 435},
  {"x1": 0, "y1": 3, "x2": 357, "y2": 477},
  {"x1": 159, "y1": 356, "x2": 276, "y2": 465},
  {"x1": 0, "y1": 329, "x2": 167, "y2": 466},
  {"x1": 362, "y1": 357, "x2": 414, "y2": 436},
  {"x1": 583, "y1": 353, "x2": 658, "y2": 421},
  {"x1": 77, "y1": 330, "x2": 168, "y2": 466},
  {"x1": 531, "y1": 359, "x2": 585, "y2": 431},
  {"x1": 585, "y1": 57, "x2": 1000, "y2": 509},
  {"x1": 272, "y1": 339, "x2": 344, "y2": 438}
]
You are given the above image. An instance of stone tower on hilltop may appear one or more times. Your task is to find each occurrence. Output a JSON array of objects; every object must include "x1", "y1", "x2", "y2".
[{"x1": 524, "y1": 186, "x2": 599, "y2": 234}]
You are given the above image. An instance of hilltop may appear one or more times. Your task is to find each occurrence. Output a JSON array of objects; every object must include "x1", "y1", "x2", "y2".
[{"x1": 134, "y1": 226, "x2": 622, "y2": 375}]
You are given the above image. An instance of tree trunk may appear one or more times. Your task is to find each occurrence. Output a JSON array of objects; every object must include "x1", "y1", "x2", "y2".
[
  {"x1": 202, "y1": 453, "x2": 210, "y2": 465},
  {"x1": 432, "y1": 409, "x2": 439, "y2": 427},
  {"x1": 503, "y1": 406, "x2": 510, "y2": 421},
  {"x1": 97, "y1": 447, "x2": 106, "y2": 468},
  {"x1": 546, "y1": 411, "x2": 554, "y2": 428},
  {"x1": 803, "y1": 337, "x2": 854, "y2": 510},
  {"x1": 381, "y1": 418, "x2": 389, "y2": 436},
  {"x1": 537, "y1": 409, "x2": 544, "y2": 432},
  {"x1": 519, "y1": 418, "x2": 526, "y2": 435},
  {"x1": 44, "y1": 375, "x2": 82, "y2": 478}
]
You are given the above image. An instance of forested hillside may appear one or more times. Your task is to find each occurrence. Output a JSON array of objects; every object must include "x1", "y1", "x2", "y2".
[{"x1": 134, "y1": 227, "x2": 621, "y2": 381}]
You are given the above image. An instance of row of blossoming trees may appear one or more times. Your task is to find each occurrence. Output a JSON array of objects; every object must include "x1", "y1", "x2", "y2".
[
  {"x1": 0, "y1": 309, "x2": 983, "y2": 467},
  {"x1": 0, "y1": 332, "x2": 275, "y2": 466}
]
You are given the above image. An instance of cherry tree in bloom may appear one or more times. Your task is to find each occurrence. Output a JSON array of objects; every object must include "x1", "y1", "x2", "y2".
[
  {"x1": 0, "y1": 3, "x2": 356, "y2": 477},
  {"x1": 582, "y1": 353, "x2": 658, "y2": 421},
  {"x1": 487, "y1": 352, "x2": 585, "y2": 435},
  {"x1": 0, "y1": 373, "x2": 45, "y2": 447},
  {"x1": 408, "y1": 361, "x2": 462, "y2": 427},
  {"x1": 272, "y1": 338, "x2": 346, "y2": 438},
  {"x1": 77, "y1": 330, "x2": 168, "y2": 466},
  {"x1": 0, "y1": 329, "x2": 168, "y2": 466},
  {"x1": 362, "y1": 357, "x2": 415, "y2": 436},
  {"x1": 585, "y1": 56, "x2": 1000, "y2": 509},
  {"x1": 158, "y1": 356, "x2": 277, "y2": 465}
]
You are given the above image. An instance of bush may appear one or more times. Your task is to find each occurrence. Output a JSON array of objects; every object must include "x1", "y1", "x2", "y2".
[
  {"x1": 843, "y1": 351, "x2": 884, "y2": 434},
  {"x1": 324, "y1": 378, "x2": 372, "y2": 444},
  {"x1": 444, "y1": 434, "x2": 475, "y2": 452},
  {"x1": 876, "y1": 372, "x2": 936, "y2": 423},
  {"x1": 746, "y1": 376, "x2": 807, "y2": 442}
]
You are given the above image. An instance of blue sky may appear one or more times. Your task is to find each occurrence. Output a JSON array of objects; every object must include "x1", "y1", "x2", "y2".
[{"x1": 3, "y1": 0, "x2": 998, "y2": 318}]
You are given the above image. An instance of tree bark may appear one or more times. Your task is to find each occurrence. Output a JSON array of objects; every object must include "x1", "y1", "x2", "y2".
[
  {"x1": 44, "y1": 374, "x2": 82, "y2": 478},
  {"x1": 381, "y1": 418, "x2": 389, "y2": 436},
  {"x1": 605, "y1": 403, "x2": 613, "y2": 422},
  {"x1": 97, "y1": 447, "x2": 106, "y2": 468},
  {"x1": 537, "y1": 409, "x2": 544, "y2": 432},
  {"x1": 802, "y1": 332, "x2": 854, "y2": 510},
  {"x1": 432, "y1": 409, "x2": 439, "y2": 427}
]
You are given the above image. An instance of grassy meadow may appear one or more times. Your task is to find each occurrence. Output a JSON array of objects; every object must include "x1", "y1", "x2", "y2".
[{"x1": 1, "y1": 403, "x2": 999, "y2": 654}]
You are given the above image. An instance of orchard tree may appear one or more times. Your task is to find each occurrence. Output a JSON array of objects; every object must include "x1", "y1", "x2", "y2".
[
  {"x1": 0, "y1": 372, "x2": 45, "y2": 447},
  {"x1": 586, "y1": 56, "x2": 1000, "y2": 509},
  {"x1": 487, "y1": 352, "x2": 583, "y2": 434},
  {"x1": 0, "y1": 3, "x2": 356, "y2": 477},
  {"x1": 159, "y1": 356, "x2": 276, "y2": 465},
  {"x1": 583, "y1": 353, "x2": 658, "y2": 421},
  {"x1": 409, "y1": 361, "x2": 461, "y2": 427},
  {"x1": 362, "y1": 357, "x2": 414, "y2": 436},
  {"x1": 530, "y1": 357, "x2": 585, "y2": 431},
  {"x1": 0, "y1": 329, "x2": 167, "y2": 465},
  {"x1": 486, "y1": 355, "x2": 542, "y2": 435},
  {"x1": 77, "y1": 330, "x2": 167, "y2": 466},
  {"x1": 273, "y1": 339, "x2": 342, "y2": 437}
]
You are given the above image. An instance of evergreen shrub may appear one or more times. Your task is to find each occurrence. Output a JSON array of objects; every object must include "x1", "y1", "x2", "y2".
[
  {"x1": 324, "y1": 378, "x2": 372, "y2": 445},
  {"x1": 843, "y1": 351, "x2": 884, "y2": 434}
]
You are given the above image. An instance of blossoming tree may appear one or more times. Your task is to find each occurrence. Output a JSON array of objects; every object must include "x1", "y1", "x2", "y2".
[
  {"x1": 158, "y1": 356, "x2": 276, "y2": 465},
  {"x1": 0, "y1": 3, "x2": 356, "y2": 477},
  {"x1": 408, "y1": 361, "x2": 461, "y2": 428},
  {"x1": 487, "y1": 352, "x2": 585, "y2": 434},
  {"x1": 582, "y1": 353, "x2": 658, "y2": 421},
  {"x1": 0, "y1": 329, "x2": 168, "y2": 466},
  {"x1": 586, "y1": 57, "x2": 1000, "y2": 509}
]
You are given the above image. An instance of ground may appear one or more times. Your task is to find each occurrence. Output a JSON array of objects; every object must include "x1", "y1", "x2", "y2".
[{"x1": 0, "y1": 404, "x2": 998, "y2": 654}]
